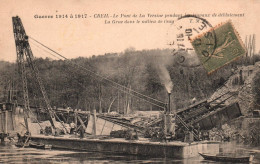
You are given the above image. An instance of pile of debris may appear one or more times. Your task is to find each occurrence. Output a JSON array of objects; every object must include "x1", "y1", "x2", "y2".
[
  {"x1": 208, "y1": 124, "x2": 236, "y2": 142},
  {"x1": 101, "y1": 111, "x2": 163, "y2": 129},
  {"x1": 208, "y1": 61, "x2": 260, "y2": 115}
]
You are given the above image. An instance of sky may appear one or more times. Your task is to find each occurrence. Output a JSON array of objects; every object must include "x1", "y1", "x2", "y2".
[{"x1": 0, "y1": 0, "x2": 259, "y2": 62}]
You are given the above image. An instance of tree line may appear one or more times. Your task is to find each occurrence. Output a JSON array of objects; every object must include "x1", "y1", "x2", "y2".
[{"x1": 0, "y1": 48, "x2": 259, "y2": 113}]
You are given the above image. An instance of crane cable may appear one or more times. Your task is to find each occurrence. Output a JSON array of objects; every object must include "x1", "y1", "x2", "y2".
[
  {"x1": 30, "y1": 42, "x2": 165, "y2": 109},
  {"x1": 28, "y1": 36, "x2": 167, "y2": 109},
  {"x1": 29, "y1": 44, "x2": 164, "y2": 109}
]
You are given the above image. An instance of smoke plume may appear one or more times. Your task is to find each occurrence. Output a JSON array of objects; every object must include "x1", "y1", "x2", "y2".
[{"x1": 158, "y1": 64, "x2": 173, "y2": 93}]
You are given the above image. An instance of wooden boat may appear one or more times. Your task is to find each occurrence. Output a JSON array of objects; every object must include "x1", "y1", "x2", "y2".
[
  {"x1": 29, "y1": 142, "x2": 45, "y2": 149},
  {"x1": 199, "y1": 153, "x2": 254, "y2": 163},
  {"x1": 29, "y1": 141, "x2": 52, "y2": 150}
]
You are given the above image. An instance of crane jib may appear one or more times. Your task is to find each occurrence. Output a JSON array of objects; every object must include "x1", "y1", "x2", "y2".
[{"x1": 12, "y1": 16, "x2": 67, "y2": 132}]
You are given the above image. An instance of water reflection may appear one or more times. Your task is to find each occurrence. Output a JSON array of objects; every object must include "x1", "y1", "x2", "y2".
[{"x1": 0, "y1": 143, "x2": 259, "y2": 164}]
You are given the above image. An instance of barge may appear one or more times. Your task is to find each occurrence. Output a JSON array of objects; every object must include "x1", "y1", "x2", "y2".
[{"x1": 30, "y1": 134, "x2": 219, "y2": 158}]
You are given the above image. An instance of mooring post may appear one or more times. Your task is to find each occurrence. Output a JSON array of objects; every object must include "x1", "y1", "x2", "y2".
[{"x1": 93, "y1": 109, "x2": 97, "y2": 136}]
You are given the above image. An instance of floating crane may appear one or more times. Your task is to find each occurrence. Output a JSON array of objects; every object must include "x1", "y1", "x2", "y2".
[{"x1": 11, "y1": 16, "x2": 168, "y2": 135}]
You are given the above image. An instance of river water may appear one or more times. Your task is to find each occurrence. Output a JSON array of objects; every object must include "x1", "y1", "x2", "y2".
[{"x1": 0, "y1": 142, "x2": 259, "y2": 164}]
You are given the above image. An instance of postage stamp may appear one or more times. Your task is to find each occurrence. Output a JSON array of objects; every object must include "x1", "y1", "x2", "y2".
[
  {"x1": 166, "y1": 15, "x2": 216, "y2": 68},
  {"x1": 191, "y1": 20, "x2": 246, "y2": 74}
]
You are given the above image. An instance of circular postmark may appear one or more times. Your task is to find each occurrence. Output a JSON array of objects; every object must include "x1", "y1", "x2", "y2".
[{"x1": 166, "y1": 15, "x2": 217, "y2": 67}]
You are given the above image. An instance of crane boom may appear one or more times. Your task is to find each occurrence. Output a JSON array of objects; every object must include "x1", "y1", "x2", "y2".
[{"x1": 12, "y1": 16, "x2": 57, "y2": 129}]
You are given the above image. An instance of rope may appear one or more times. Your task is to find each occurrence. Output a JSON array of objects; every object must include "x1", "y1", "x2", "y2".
[
  {"x1": 29, "y1": 36, "x2": 166, "y2": 109},
  {"x1": 30, "y1": 44, "x2": 165, "y2": 109}
]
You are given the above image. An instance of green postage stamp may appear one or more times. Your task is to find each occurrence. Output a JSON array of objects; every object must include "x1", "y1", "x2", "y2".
[{"x1": 191, "y1": 20, "x2": 246, "y2": 74}]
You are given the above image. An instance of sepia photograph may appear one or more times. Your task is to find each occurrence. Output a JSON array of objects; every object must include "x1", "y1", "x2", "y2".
[{"x1": 0, "y1": 0, "x2": 259, "y2": 163}]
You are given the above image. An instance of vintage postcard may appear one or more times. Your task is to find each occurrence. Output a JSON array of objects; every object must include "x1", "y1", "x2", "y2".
[{"x1": 0, "y1": 0, "x2": 259, "y2": 163}]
